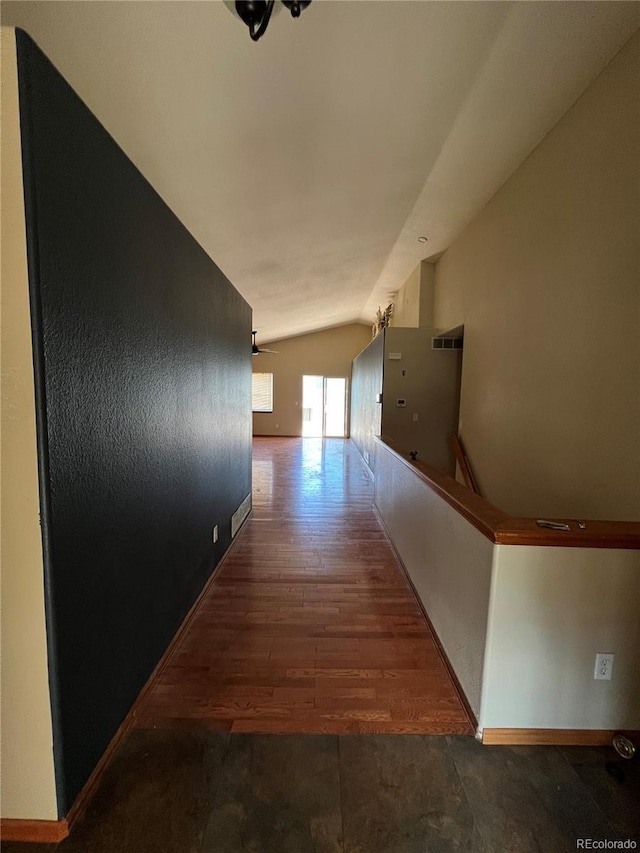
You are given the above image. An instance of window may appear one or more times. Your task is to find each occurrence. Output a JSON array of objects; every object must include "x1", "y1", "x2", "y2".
[{"x1": 252, "y1": 373, "x2": 273, "y2": 413}]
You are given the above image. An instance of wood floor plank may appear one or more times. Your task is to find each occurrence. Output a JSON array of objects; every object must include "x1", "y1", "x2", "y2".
[{"x1": 135, "y1": 438, "x2": 472, "y2": 736}]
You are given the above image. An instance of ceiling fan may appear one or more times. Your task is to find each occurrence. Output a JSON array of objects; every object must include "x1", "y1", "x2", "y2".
[{"x1": 252, "y1": 331, "x2": 278, "y2": 356}]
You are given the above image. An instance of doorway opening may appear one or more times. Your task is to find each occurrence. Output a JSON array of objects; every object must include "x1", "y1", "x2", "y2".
[{"x1": 302, "y1": 376, "x2": 347, "y2": 437}]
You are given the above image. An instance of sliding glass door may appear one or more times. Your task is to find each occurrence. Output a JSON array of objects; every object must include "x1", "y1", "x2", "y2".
[{"x1": 302, "y1": 376, "x2": 347, "y2": 437}]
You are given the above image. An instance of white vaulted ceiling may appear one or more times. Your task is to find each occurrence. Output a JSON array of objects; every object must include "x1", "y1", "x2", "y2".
[{"x1": 3, "y1": 1, "x2": 639, "y2": 342}]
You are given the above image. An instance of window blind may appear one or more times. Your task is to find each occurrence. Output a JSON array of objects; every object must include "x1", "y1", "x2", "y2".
[{"x1": 252, "y1": 373, "x2": 273, "y2": 412}]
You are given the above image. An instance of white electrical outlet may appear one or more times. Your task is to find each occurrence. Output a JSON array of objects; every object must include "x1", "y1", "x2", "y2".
[
  {"x1": 594, "y1": 653, "x2": 614, "y2": 680},
  {"x1": 212, "y1": 525, "x2": 219, "y2": 544}
]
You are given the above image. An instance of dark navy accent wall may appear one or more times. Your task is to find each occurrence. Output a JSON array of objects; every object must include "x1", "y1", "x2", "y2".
[{"x1": 16, "y1": 30, "x2": 252, "y2": 815}]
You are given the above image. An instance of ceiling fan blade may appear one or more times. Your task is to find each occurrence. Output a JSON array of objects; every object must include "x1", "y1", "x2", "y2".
[{"x1": 251, "y1": 331, "x2": 277, "y2": 354}]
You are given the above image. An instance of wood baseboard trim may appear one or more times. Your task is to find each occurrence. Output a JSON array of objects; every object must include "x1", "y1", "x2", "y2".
[
  {"x1": 372, "y1": 504, "x2": 477, "y2": 731},
  {"x1": 0, "y1": 818, "x2": 70, "y2": 843},
  {"x1": 481, "y1": 728, "x2": 640, "y2": 746},
  {"x1": 65, "y1": 526, "x2": 249, "y2": 827},
  {"x1": 1, "y1": 526, "x2": 250, "y2": 844},
  {"x1": 253, "y1": 434, "x2": 299, "y2": 438}
]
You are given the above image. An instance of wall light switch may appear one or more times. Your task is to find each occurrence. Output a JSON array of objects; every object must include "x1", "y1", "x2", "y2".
[
  {"x1": 389, "y1": 352, "x2": 402, "y2": 360},
  {"x1": 212, "y1": 525, "x2": 219, "y2": 544},
  {"x1": 412, "y1": 413, "x2": 419, "y2": 422}
]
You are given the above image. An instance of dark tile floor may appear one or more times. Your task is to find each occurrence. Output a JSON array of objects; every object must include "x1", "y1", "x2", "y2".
[{"x1": 3, "y1": 732, "x2": 638, "y2": 852}]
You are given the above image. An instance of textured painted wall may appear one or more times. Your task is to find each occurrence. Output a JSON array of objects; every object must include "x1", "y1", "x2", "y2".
[
  {"x1": 381, "y1": 327, "x2": 461, "y2": 474},
  {"x1": 389, "y1": 263, "x2": 421, "y2": 328},
  {"x1": 374, "y1": 440, "x2": 493, "y2": 718},
  {"x1": 0, "y1": 28, "x2": 58, "y2": 821},
  {"x1": 389, "y1": 261, "x2": 435, "y2": 330},
  {"x1": 374, "y1": 438, "x2": 640, "y2": 731},
  {"x1": 16, "y1": 30, "x2": 252, "y2": 814},
  {"x1": 350, "y1": 333, "x2": 384, "y2": 472},
  {"x1": 433, "y1": 31, "x2": 640, "y2": 521},
  {"x1": 482, "y1": 545, "x2": 640, "y2": 730}
]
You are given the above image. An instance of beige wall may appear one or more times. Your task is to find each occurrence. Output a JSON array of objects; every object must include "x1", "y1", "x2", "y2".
[
  {"x1": 375, "y1": 439, "x2": 640, "y2": 732},
  {"x1": 433, "y1": 31, "x2": 640, "y2": 521},
  {"x1": 390, "y1": 260, "x2": 435, "y2": 329},
  {"x1": 418, "y1": 261, "x2": 435, "y2": 329},
  {"x1": 382, "y1": 327, "x2": 461, "y2": 474},
  {"x1": 0, "y1": 27, "x2": 58, "y2": 820},
  {"x1": 350, "y1": 332, "x2": 384, "y2": 472},
  {"x1": 390, "y1": 264, "x2": 420, "y2": 328},
  {"x1": 482, "y1": 545, "x2": 640, "y2": 731},
  {"x1": 374, "y1": 439, "x2": 494, "y2": 718},
  {"x1": 252, "y1": 323, "x2": 371, "y2": 436}
]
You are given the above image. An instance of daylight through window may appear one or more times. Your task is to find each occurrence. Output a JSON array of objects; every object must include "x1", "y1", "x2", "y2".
[{"x1": 252, "y1": 373, "x2": 273, "y2": 413}]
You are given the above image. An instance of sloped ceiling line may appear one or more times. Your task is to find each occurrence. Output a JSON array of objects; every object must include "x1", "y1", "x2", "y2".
[{"x1": 3, "y1": 1, "x2": 639, "y2": 344}]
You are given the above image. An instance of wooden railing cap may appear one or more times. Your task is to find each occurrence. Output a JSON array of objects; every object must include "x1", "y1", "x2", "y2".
[{"x1": 375, "y1": 436, "x2": 640, "y2": 550}]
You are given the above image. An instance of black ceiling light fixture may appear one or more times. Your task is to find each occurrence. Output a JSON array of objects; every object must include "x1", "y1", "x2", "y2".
[{"x1": 235, "y1": 0, "x2": 311, "y2": 42}]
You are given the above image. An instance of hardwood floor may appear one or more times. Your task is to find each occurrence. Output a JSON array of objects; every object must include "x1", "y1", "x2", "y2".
[{"x1": 136, "y1": 438, "x2": 472, "y2": 735}]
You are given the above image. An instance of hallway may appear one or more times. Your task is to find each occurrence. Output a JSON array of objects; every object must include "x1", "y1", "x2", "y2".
[
  {"x1": 4, "y1": 439, "x2": 638, "y2": 852},
  {"x1": 136, "y1": 438, "x2": 472, "y2": 734}
]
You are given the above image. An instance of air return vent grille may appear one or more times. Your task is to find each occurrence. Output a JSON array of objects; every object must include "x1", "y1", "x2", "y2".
[
  {"x1": 431, "y1": 336, "x2": 463, "y2": 350},
  {"x1": 231, "y1": 493, "x2": 251, "y2": 538}
]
